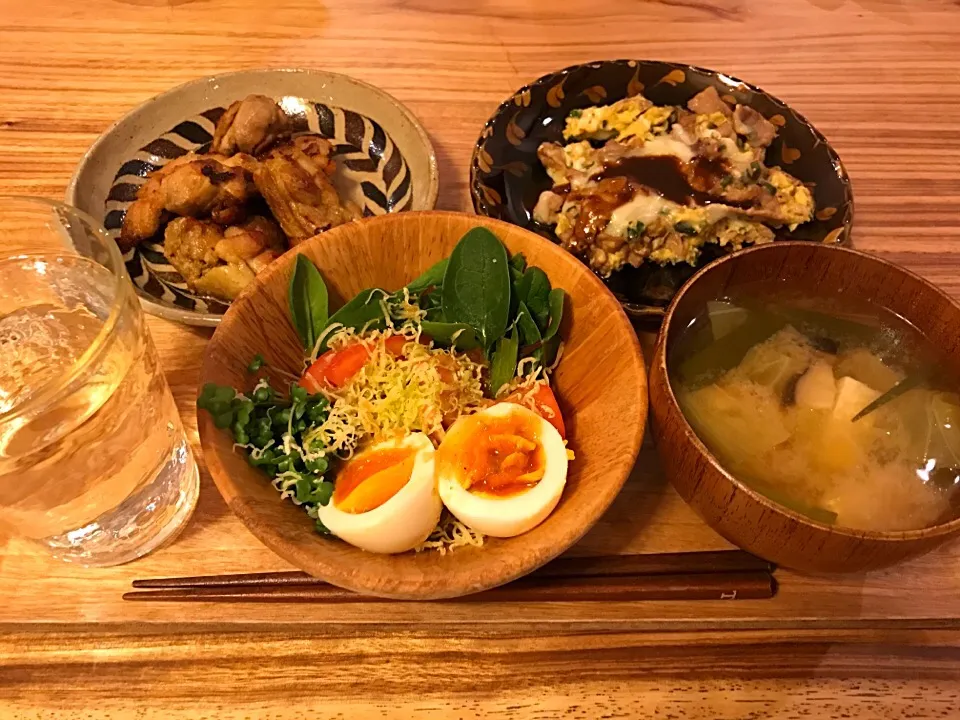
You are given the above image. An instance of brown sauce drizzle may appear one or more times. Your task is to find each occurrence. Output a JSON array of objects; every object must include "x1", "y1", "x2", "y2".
[{"x1": 597, "y1": 155, "x2": 748, "y2": 209}]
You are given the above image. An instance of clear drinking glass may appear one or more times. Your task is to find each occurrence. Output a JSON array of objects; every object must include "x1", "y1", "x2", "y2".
[{"x1": 0, "y1": 196, "x2": 200, "y2": 566}]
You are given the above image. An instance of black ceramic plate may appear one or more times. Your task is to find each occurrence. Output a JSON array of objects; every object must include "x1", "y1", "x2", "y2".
[{"x1": 470, "y1": 60, "x2": 854, "y2": 320}]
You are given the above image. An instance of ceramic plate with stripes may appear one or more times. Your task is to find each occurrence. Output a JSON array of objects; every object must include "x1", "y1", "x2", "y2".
[{"x1": 103, "y1": 98, "x2": 415, "y2": 319}]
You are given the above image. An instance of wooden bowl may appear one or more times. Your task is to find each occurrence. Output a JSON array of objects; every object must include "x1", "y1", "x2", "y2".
[
  {"x1": 650, "y1": 242, "x2": 960, "y2": 573},
  {"x1": 199, "y1": 211, "x2": 647, "y2": 599}
]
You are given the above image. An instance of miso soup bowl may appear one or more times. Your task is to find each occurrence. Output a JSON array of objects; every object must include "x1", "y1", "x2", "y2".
[{"x1": 650, "y1": 242, "x2": 960, "y2": 573}]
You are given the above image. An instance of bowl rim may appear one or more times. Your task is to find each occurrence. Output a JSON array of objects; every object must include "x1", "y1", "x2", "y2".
[
  {"x1": 198, "y1": 209, "x2": 648, "y2": 598},
  {"x1": 655, "y1": 240, "x2": 960, "y2": 542},
  {"x1": 65, "y1": 67, "x2": 441, "y2": 328}
]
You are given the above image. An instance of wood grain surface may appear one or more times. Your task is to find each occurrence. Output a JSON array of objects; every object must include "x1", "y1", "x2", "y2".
[{"x1": 3, "y1": 0, "x2": 960, "y2": 717}]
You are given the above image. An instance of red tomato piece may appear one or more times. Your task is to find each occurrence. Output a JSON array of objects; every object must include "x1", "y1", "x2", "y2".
[{"x1": 505, "y1": 383, "x2": 566, "y2": 439}]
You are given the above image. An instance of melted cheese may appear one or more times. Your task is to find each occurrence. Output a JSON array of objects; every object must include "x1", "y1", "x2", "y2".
[
  {"x1": 634, "y1": 137, "x2": 696, "y2": 163},
  {"x1": 605, "y1": 193, "x2": 673, "y2": 238}
]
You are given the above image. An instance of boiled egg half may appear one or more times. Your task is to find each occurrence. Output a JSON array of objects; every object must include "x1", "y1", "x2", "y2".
[
  {"x1": 317, "y1": 432, "x2": 441, "y2": 554},
  {"x1": 436, "y1": 403, "x2": 568, "y2": 538}
]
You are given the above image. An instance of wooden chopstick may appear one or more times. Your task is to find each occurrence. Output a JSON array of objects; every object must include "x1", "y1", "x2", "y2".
[
  {"x1": 124, "y1": 571, "x2": 775, "y2": 603},
  {"x1": 131, "y1": 550, "x2": 773, "y2": 590}
]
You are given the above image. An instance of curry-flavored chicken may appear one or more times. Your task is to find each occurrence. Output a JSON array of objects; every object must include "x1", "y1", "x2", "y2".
[{"x1": 118, "y1": 95, "x2": 358, "y2": 300}]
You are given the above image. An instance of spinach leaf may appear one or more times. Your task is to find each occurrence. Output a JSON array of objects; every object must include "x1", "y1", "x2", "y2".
[
  {"x1": 542, "y1": 335, "x2": 562, "y2": 367},
  {"x1": 441, "y1": 227, "x2": 511, "y2": 349},
  {"x1": 322, "y1": 288, "x2": 387, "y2": 350},
  {"x1": 516, "y1": 301, "x2": 543, "y2": 364},
  {"x1": 543, "y1": 288, "x2": 566, "y2": 341},
  {"x1": 288, "y1": 254, "x2": 328, "y2": 351},
  {"x1": 510, "y1": 253, "x2": 527, "y2": 273},
  {"x1": 421, "y1": 321, "x2": 480, "y2": 351},
  {"x1": 406, "y1": 258, "x2": 448, "y2": 294},
  {"x1": 516, "y1": 267, "x2": 552, "y2": 330},
  {"x1": 489, "y1": 329, "x2": 520, "y2": 398}
]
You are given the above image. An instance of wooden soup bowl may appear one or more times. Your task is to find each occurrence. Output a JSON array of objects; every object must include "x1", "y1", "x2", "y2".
[
  {"x1": 199, "y1": 211, "x2": 647, "y2": 599},
  {"x1": 650, "y1": 242, "x2": 960, "y2": 573}
]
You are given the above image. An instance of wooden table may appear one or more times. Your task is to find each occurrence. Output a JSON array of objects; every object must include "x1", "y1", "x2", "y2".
[{"x1": 3, "y1": 0, "x2": 960, "y2": 716}]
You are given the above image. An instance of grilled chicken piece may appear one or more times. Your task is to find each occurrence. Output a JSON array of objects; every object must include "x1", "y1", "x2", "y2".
[
  {"x1": 162, "y1": 217, "x2": 222, "y2": 286},
  {"x1": 254, "y1": 136, "x2": 357, "y2": 243},
  {"x1": 211, "y1": 95, "x2": 291, "y2": 156},
  {"x1": 120, "y1": 155, "x2": 258, "y2": 250},
  {"x1": 162, "y1": 215, "x2": 283, "y2": 301}
]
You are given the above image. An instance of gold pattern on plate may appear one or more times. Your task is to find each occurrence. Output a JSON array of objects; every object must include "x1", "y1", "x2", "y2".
[
  {"x1": 657, "y1": 69, "x2": 686, "y2": 86},
  {"x1": 546, "y1": 79, "x2": 566, "y2": 108},
  {"x1": 769, "y1": 114, "x2": 787, "y2": 127},
  {"x1": 513, "y1": 89, "x2": 532, "y2": 107},
  {"x1": 479, "y1": 183, "x2": 503, "y2": 206},
  {"x1": 782, "y1": 145, "x2": 801, "y2": 164},
  {"x1": 500, "y1": 161, "x2": 528, "y2": 177},
  {"x1": 815, "y1": 207, "x2": 837, "y2": 221},
  {"x1": 506, "y1": 113, "x2": 527, "y2": 145},
  {"x1": 822, "y1": 227, "x2": 845, "y2": 244},
  {"x1": 476, "y1": 145, "x2": 493, "y2": 173},
  {"x1": 583, "y1": 85, "x2": 607, "y2": 103},
  {"x1": 627, "y1": 67, "x2": 644, "y2": 97}
]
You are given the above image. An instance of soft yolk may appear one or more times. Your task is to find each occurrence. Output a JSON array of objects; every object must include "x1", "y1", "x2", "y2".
[
  {"x1": 333, "y1": 447, "x2": 417, "y2": 514},
  {"x1": 438, "y1": 412, "x2": 545, "y2": 497}
]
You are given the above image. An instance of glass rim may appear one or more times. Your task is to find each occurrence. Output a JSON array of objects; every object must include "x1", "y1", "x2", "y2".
[{"x1": 0, "y1": 195, "x2": 132, "y2": 424}]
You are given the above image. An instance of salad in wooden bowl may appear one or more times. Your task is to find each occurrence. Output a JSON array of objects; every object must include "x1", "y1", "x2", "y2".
[{"x1": 197, "y1": 212, "x2": 646, "y2": 599}]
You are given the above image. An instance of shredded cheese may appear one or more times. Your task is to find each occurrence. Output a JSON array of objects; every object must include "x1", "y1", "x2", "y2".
[
  {"x1": 303, "y1": 326, "x2": 488, "y2": 459},
  {"x1": 415, "y1": 513, "x2": 485, "y2": 555}
]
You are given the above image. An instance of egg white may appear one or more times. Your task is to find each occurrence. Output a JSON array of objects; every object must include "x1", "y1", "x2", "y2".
[
  {"x1": 317, "y1": 432, "x2": 441, "y2": 554},
  {"x1": 437, "y1": 403, "x2": 568, "y2": 538}
]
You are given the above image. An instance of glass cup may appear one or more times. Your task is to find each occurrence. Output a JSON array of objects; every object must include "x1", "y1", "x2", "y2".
[{"x1": 0, "y1": 196, "x2": 200, "y2": 566}]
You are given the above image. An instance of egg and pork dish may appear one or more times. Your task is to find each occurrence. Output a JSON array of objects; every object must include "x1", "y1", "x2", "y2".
[{"x1": 533, "y1": 87, "x2": 815, "y2": 277}]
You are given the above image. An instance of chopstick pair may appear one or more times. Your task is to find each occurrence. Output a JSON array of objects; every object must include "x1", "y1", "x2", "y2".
[{"x1": 124, "y1": 550, "x2": 776, "y2": 603}]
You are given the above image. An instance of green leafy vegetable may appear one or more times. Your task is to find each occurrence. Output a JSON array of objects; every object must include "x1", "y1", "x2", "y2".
[
  {"x1": 247, "y1": 354, "x2": 265, "y2": 373},
  {"x1": 420, "y1": 320, "x2": 480, "y2": 351},
  {"x1": 515, "y1": 301, "x2": 543, "y2": 366},
  {"x1": 542, "y1": 289, "x2": 565, "y2": 342},
  {"x1": 674, "y1": 221, "x2": 698, "y2": 236},
  {"x1": 406, "y1": 258, "x2": 448, "y2": 295},
  {"x1": 510, "y1": 253, "x2": 527, "y2": 273},
  {"x1": 289, "y1": 254, "x2": 328, "y2": 351},
  {"x1": 568, "y1": 109, "x2": 583, "y2": 118},
  {"x1": 441, "y1": 227, "x2": 511, "y2": 349},
  {"x1": 627, "y1": 221, "x2": 646, "y2": 241},
  {"x1": 322, "y1": 289, "x2": 387, "y2": 349},
  {"x1": 489, "y1": 329, "x2": 520, "y2": 398},
  {"x1": 677, "y1": 309, "x2": 786, "y2": 387},
  {"x1": 516, "y1": 267, "x2": 552, "y2": 330}
]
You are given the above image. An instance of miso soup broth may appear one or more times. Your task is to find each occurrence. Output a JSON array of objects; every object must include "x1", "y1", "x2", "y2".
[{"x1": 669, "y1": 283, "x2": 960, "y2": 532}]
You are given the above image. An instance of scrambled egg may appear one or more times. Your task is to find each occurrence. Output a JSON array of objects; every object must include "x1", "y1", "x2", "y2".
[
  {"x1": 564, "y1": 98, "x2": 673, "y2": 146},
  {"x1": 694, "y1": 112, "x2": 731, "y2": 138},
  {"x1": 562, "y1": 141, "x2": 599, "y2": 173},
  {"x1": 767, "y1": 168, "x2": 815, "y2": 228}
]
